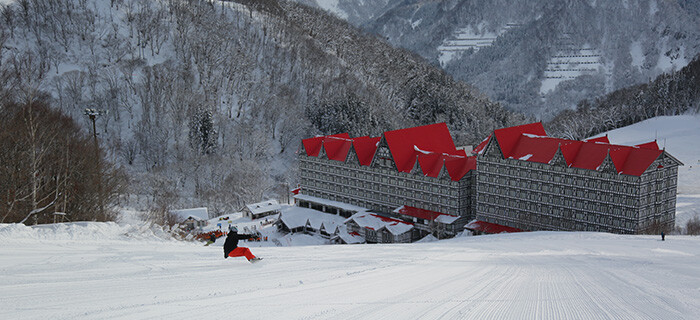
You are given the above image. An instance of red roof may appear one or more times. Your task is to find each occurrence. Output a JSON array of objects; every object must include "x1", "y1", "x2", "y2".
[
  {"x1": 352, "y1": 136, "x2": 381, "y2": 166},
  {"x1": 492, "y1": 122, "x2": 662, "y2": 176},
  {"x1": 370, "y1": 213, "x2": 412, "y2": 225},
  {"x1": 465, "y1": 220, "x2": 524, "y2": 234},
  {"x1": 493, "y1": 123, "x2": 547, "y2": 158},
  {"x1": 635, "y1": 141, "x2": 659, "y2": 150},
  {"x1": 585, "y1": 136, "x2": 610, "y2": 144},
  {"x1": 384, "y1": 123, "x2": 458, "y2": 170},
  {"x1": 393, "y1": 205, "x2": 456, "y2": 221},
  {"x1": 472, "y1": 135, "x2": 491, "y2": 155},
  {"x1": 301, "y1": 123, "x2": 475, "y2": 181},
  {"x1": 302, "y1": 133, "x2": 349, "y2": 157}
]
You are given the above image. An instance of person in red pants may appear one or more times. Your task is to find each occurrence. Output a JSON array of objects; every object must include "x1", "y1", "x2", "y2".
[{"x1": 223, "y1": 227, "x2": 262, "y2": 263}]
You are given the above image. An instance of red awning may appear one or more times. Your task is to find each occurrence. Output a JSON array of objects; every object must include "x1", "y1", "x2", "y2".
[{"x1": 465, "y1": 220, "x2": 524, "y2": 234}]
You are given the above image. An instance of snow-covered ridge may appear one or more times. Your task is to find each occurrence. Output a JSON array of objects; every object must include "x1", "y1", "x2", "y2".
[
  {"x1": 438, "y1": 23, "x2": 520, "y2": 66},
  {"x1": 0, "y1": 222, "x2": 176, "y2": 243}
]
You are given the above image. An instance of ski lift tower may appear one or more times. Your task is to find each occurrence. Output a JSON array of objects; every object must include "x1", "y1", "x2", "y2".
[{"x1": 84, "y1": 108, "x2": 107, "y2": 220}]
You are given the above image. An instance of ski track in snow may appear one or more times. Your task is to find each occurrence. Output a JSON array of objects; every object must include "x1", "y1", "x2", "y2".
[{"x1": 2, "y1": 229, "x2": 700, "y2": 319}]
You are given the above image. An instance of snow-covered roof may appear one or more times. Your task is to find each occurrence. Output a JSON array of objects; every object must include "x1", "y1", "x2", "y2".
[
  {"x1": 435, "y1": 214, "x2": 460, "y2": 224},
  {"x1": 245, "y1": 199, "x2": 281, "y2": 215},
  {"x1": 345, "y1": 212, "x2": 413, "y2": 235},
  {"x1": 170, "y1": 207, "x2": 209, "y2": 221},
  {"x1": 294, "y1": 194, "x2": 368, "y2": 212},
  {"x1": 332, "y1": 225, "x2": 365, "y2": 244},
  {"x1": 279, "y1": 206, "x2": 346, "y2": 230}
]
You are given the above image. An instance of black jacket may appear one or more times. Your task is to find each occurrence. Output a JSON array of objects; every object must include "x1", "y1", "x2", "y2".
[{"x1": 223, "y1": 232, "x2": 253, "y2": 258}]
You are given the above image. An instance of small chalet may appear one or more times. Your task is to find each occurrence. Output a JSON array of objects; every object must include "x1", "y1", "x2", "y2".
[
  {"x1": 393, "y1": 206, "x2": 467, "y2": 239},
  {"x1": 243, "y1": 200, "x2": 281, "y2": 220},
  {"x1": 330, "y1": 225, "x2": 366, "y2": 244},
  {"x1": 276, "y1": 206, "x2": 346, "y2": 236},
  {"x1": 171, "y1": 207, "x2": 209, "y2": 231},
  {"x1": 344, "y1": 212, "x2": 414, "y2": 244}
]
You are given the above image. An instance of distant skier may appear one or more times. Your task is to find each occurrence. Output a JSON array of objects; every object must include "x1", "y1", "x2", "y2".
[
  {"x1": 661, "y1": 231, "x2": 665, "y2": 241},
  {"x1": 224, "y1": 227, "x2": 262, "y2": 263}
]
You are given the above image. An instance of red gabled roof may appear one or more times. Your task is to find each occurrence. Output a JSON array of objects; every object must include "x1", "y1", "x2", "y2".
[
  {"x1": 323, "y1": 135, "x2": 354, "y2": 161},
  {"x1": 570, "y1": 142, "x2": 621, "y2": 171},
  {"x1": 635, "y1": 141, "x2": 659, "y2": 150},
  {"x1": 352, "y1": 136, "x2": 381, "y2": 166},
  {"x1": 384, "y1": 123, "x2": 474, "y2": 181},
  {"x1": 465, "y1": 220, "x2": 524, "y2": 234},
  {"x1": 490, "y1": 122, "x2": 664, "y2": 176},
  {"x1": 508, "y1": 135, "x2": 573, "y2": 164},
  {"x1": 302, "y1": 133, "x2": 349, "y2": 157},
  {"x1": 493, "y1": 122, "x2": 547, "y2": 158},
  {"x1": 393, "y1": 206, "x2": 456, "y2": 221},
  {"x1": 384, "y1": 123, "x2": 459, "y2": 173},
  {"x1": 444, "y1": 155, "x2": 477, "y2": 181},
  {"x1": 585, "y1": 136, "x2": 610, "y2": 144},
  {"x1": 619, "y1": 147, "x2": 663, "y2": 176},
  {"x1": 302, "y1": 123, "x2": 475, "y2": 181},
  {"x1": 370, "y1": 213, "x2": 412, "y2": 225},
  {"x1": 472, "y1": 135, "x2": 491, "y2": 155}
]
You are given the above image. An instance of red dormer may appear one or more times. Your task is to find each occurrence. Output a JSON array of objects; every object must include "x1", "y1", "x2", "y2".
[
  {"x1": 488, "y1": 122, "x2": 666, "y2": 176},
  {"x1": 301, "y1": 123, "x2": 476, "y2": 181}
]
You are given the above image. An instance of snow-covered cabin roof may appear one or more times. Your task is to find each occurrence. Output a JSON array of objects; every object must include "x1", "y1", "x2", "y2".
[
  {"x1": 245, "y1": 199, "x2": 281, "y2": 215},
  {"x1": 279, "y1": 206, "x2": 346, "y2": 230},
  {"x1": 170, "y1": 207, "x2": 209, "y2": 221},
  {"x1": 435, "y1": 214, "x2": 460, "y2": 224},
  {"x1": 345, "y1": 212, "x2": 413, "y2": 235},
  {"x1": 294, "y1": 194, "x2": 368, "y2": 213},
  {"x1": 332, "y1": 225, "x2": 365, "y2": 244}
]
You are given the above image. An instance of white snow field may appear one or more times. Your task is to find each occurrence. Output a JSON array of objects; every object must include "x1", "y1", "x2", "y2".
[
  {"x1": 2, "y1": 223, "x2": 700, "y2": 320},
  {"x1": 2, "y1": 115, "x2": 700, "y2": 319}
]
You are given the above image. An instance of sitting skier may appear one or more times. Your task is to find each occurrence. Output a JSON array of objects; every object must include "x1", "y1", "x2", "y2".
[{"x1": 224, "y1": 227, "x2": 262, "y2": 263}]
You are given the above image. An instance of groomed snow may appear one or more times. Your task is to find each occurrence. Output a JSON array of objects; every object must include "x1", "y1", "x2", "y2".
[
  {"x1": 2, "y1": 223, "x2": 700, "y2": 319},
  {"x1": 2, "y1": 116, "x2": 700, "y2": 318}
]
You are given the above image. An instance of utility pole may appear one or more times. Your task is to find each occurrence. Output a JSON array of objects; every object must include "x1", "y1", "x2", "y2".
[{"x1": 84, "y1": 108, "x2": 106, "y2": 220}]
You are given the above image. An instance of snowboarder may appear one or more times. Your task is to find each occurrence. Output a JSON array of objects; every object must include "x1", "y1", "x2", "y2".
[{"x1": 224, "y1": 227, "x2": 262, "y2": 263}]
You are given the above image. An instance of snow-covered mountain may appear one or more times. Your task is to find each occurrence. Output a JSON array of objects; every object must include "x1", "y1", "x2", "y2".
[
  {"x1": 0, "y1": 0, "x2": 525, "y2": 216},
  {"x1": 306, "y1": 0, "x2": 700, "y2": 120},
  {"x1": 299, "y1": 0, "x2": 403, "y2": 25}
]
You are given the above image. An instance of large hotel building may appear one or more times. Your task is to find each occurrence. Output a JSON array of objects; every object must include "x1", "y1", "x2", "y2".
[
  {"x1": 297, "y1": 122, "x2": 681, "y2": 238},
  {"x1": 475, "y1": 122, "x2": 681, "y2": 234}
]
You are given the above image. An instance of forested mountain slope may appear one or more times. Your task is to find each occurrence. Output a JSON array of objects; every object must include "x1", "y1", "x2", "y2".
[
  {"x1": 0, "y1": 0, "x2": 523, "y2": 215},
  {"x1": 547, "y1": 55, "x2": 700, "y2": 140},
  {"x1": 308, "y1": 0, "x2": 700, "y2": 120}
]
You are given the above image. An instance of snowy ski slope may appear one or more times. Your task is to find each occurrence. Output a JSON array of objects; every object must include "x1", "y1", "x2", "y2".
[
  {"x1": 1, "y1": 223, "x2": 699, "y2": 319},
  {"x1": 1, "y1": 115, "x2": 700, "y2": 319}
]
